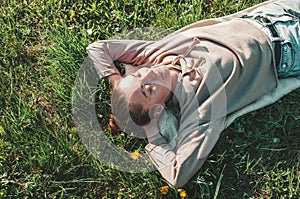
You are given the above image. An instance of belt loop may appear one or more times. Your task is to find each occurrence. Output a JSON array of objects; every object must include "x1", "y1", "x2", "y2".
[{"x1": 254, "y1": 16, "x2": 282, "y2": 68}]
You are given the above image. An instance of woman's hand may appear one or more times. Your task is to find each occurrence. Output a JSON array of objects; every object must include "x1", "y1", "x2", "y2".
[
  {"x1": 142, "y1": 105, "x2": 165, "y2": 143},
  {"x1": 143, "y1": 120, "x2": 162, "y2": 143}
]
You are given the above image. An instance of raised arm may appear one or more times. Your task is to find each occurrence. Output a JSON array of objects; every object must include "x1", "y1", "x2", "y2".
[
  {"x1": 86, "y1": 40, "x2": 154, "y2": 84},
  {"x1": 144, "y1": 109, "x2": 225, "y2": 187}
]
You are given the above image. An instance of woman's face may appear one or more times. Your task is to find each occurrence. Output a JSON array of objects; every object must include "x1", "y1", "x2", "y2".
[{"x1": 118, "y1": 66, "x2": 175, "y2": 110}]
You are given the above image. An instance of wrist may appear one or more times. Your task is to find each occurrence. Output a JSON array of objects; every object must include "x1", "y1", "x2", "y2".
[
  {"x1": 147, "y1": 131, "x2": 163, "y2": 143},
  {"x1": 144, "y1": 123, "x2": 162, "y2": 143}
]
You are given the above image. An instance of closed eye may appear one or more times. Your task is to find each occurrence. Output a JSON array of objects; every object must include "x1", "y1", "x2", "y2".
[
  {"x1": 141, "y1": 84, "x2": 153, "y2": 98},
  {"x1": 140, "y1": 84, "x2": 147, "y2": 98}
]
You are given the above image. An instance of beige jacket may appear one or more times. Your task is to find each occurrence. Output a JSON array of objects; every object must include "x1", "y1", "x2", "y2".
[{"x1": 87, "y1": 0, "x2": 278, "y2": 187}]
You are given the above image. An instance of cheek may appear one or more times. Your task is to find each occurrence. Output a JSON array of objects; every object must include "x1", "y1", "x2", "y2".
[
  {"x1": 152, "y1": 83, "x2": 171, "y2": 102},
  {"x1": 158, "y1": 85, "x2": 171, "y2": 98}
]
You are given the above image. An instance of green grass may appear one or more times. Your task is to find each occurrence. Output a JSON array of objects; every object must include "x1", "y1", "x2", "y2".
[{"x1": 0, "y1": 0, "x2": 299, "y2": 198}]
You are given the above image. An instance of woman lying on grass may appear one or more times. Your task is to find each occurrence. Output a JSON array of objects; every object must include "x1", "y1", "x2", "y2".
[{"x1": 87, "y1": 0, "x2": 300, "y2": 187}]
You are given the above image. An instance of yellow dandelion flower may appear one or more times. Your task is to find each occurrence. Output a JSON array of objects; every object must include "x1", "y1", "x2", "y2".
[
  {"x1": 160, "y1": 185, "x2": 169, "y2": 195},
  {"x1": 69, "y1": 10, "x2": 75, "y2": 20},
  {"x1": 131, "y1": 150, "x2": 140, "y2": 160},
  {"x1": 178, "y1": 189, "x2": 187, "y2": 198}
]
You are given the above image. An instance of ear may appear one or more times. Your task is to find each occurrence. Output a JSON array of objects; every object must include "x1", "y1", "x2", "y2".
[{"x1": 149, "y1": 104, "x2": 165, "y2": 119}]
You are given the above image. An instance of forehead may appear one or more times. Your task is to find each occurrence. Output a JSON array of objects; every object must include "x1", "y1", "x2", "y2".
[
  {"x1": 118, "y1": 75, "x2": 137, "y2": 90},
  {"x1": 118, "y1": 75, "x2": 145, "y2": 102}
]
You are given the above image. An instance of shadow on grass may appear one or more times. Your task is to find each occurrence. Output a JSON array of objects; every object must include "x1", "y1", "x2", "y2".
[{"x1": 182, "y1": 89, "x2": 300, "y2": 198}]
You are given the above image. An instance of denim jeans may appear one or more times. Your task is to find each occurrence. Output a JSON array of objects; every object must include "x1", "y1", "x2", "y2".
[{"x1": 245, "y1": 0, "x2": 300, "y2": 78}]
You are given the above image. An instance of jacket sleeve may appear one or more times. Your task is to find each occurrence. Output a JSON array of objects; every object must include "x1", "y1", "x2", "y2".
[
  {"x1": 86, "y1": 40, "x2": 154, "y2": 78},
  {"x1": 145, "y1": 116, "x2": 225, "y2": 188}
]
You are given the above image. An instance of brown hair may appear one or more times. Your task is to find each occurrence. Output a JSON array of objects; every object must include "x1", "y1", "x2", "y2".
[{"x1": 110, "y1": 81, "x2": 150, "y2": 137}]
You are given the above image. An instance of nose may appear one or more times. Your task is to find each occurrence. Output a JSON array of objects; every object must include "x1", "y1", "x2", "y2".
[{"x1": 143, "y1": 84, "x2": 151, "y2": 94}]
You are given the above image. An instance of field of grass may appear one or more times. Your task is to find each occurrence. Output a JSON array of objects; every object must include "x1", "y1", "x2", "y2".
[{"x1": 0, "y1": 0, "x2": 299, "y2": 198}]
